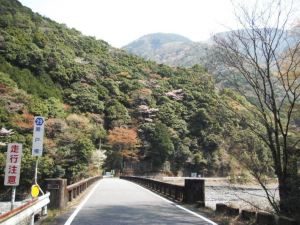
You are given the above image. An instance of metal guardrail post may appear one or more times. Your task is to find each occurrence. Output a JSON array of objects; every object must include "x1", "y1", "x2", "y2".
[
  {"x1": 30, "y1": 213, "x2": 34, "y2": 225},
  {"x1": 41, "y1": 205, "x2": 47, "y2": 216}
]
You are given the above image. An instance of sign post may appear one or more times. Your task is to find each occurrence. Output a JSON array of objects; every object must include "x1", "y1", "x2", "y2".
[
  {"x1": 32, "y1": 116, "x2": 45, "y2": 195},
  {"x1": 11, "y1": 186, "x2": 16, "y2": 210},
  {"x1": 4, "y1": 143, "x2": 23, "y2": 210}
]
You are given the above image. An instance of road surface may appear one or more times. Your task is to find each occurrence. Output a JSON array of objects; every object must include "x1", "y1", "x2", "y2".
[{"x1": 64, "y1": 178, "x2": 217, "y2": 225}]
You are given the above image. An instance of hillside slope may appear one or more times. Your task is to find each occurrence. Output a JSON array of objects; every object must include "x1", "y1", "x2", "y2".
[
  {"x1": 0, "y1": 0, "x2": 252, "y2": 197},
  {"x1": 123, "y1": 31, "x2": 296, "y2": 67},
  {"x1": 123, "y1": 33, "x2": 209, "y2": 67}
]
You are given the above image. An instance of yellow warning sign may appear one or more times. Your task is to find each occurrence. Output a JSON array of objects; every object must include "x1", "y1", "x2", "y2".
[{"x1": 31, "y1": 185, "x2": 39, "y2": 198}]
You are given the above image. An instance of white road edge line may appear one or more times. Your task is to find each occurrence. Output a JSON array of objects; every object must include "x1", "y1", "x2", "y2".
[
  {"x1": 134, "y1": 181, "x2": 218, "y2": 225},
  {"x1": 64, "y1": 180, "x2": 102, "y2": 225}
]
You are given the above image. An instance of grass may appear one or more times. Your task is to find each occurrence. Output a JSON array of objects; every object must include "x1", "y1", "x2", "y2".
[
  {"x1": 182, "y1": 204, "x2": 256, "y2": 225},
  {"x1": 39, "y1": 209, "x2": 62, "y2": 225}
]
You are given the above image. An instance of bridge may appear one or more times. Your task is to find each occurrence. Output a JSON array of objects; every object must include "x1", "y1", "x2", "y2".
[
  {"x1": 1, "y1": 176, "x2": 298, "y2": 225},
  {"x1": 62, "y1": 178, "x2": 216, "y2": 225}
]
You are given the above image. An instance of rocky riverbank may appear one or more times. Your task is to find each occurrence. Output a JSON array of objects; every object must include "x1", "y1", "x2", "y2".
[{"x1": 160, "y1": 177, "x2": 279, "y2": 212}]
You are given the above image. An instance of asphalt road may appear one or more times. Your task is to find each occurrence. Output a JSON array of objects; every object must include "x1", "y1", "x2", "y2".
[{"x1": 64, "y1": 178, "x2": 216, "y2": 225}]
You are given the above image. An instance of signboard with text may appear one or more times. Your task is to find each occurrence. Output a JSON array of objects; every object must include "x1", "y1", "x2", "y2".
[
  {"x1": 4, "y1": 143, "x2": 23, "y2": 186},
  {"x1": 32, "y1": 116, "x2": 45, "y2": 156}
]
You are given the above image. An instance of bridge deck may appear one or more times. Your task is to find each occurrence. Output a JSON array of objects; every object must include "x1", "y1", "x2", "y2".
[{"x1": 65, "y1": 178, "x2": 216, "y2": 225}]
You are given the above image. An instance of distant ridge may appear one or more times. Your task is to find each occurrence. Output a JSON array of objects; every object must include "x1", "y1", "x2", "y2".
[
  {"x1": 123, "y1": 29, "x2": 296, "y2": 68},
  {"x1": 123, "y1": 33, "x2": 208, "y2": 67},
  {"x1": 123, "y1": 33, "x2": 192, "y2": 50},
  {"x1": 122, "y1": 30, "x2": 298, "y2": 89}
]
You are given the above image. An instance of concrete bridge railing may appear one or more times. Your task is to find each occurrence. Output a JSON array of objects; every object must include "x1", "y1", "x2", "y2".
[
  {"x1": 120, "y1": 176, "x2": 205, "y2": 206},
  {"x1": 46, "y1": 175, "x2": 102, "y2": 209}
]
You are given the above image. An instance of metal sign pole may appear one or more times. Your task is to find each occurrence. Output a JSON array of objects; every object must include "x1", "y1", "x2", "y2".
[
  {"x1": 34, "y1": 157, "x2": 39, "y2": 184},
  {"x1": 11, "y1": 186, "x2": 16, "y2": 210},
  {"x1": 32, "y1": 117, "x2": 45, "y2": 196},
  {"x1": 34, "y1": 156, "x2": 44, "y2": 195}
]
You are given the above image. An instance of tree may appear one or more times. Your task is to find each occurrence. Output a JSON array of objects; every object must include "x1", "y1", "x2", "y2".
[
  {"x1": 214, "y1": 0, "x2": 300, "y2": 216},
  {"x1": 107, "y1": 127, "x2": 138, "y2": 172},
  {"x1": 146, "y1": 122, "x2": 174, "y2": 169},
  {"x1": 105, "y1": 100, "x2": 131, "y2": 128}
]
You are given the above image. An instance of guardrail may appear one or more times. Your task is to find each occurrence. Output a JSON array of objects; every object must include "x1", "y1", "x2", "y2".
[
  {"x1": 67, "y1": 176, "x2": 102, "y2": 202},
  {"x1": 46, "y1": 175, "x2": 102, "y2": 209},
  {"x1": 120, "y1": 176, "x2": 205, "y2": 205},
  {"x1": 0, "y1": 192, "x2": 50, "y2": 225}
]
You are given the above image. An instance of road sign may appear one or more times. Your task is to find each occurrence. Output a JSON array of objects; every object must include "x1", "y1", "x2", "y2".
[
  {"x1": 31, "y1": 185, "x2": 40, "y2": 198},
  {"x1": 32, "y1": 116, "x2": 45, "y2": 156},
  {"x1": 4, "y1": 143, "x2": 23, "y2": 186}
]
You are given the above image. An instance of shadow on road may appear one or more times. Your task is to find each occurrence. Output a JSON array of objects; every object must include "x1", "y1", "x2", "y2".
[{"x1": 72, "y1": 204, "x2": 212, "y2": 225}]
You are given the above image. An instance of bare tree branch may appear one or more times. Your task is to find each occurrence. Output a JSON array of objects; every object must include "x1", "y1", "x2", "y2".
[{"x1": 214, "y1": 0, "x2": 300, "y2": 215}]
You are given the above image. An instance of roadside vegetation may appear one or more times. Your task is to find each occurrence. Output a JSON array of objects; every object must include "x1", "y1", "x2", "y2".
[{"x1": 0, "y1": 0, "x2": 299, "y2": 220}]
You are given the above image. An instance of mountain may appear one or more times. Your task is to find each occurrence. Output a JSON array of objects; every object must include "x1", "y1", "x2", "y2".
[
  {"x1": 123, "y1": 33, "x2": 236, "y2": 89},
  {"x1": 123, "y1": 30, "x2": 299, "y2": 90},
  {"x1": 123, "y1": 33, "x2": 210, "y2": 67},
  {"x1": 125, "y1": 33, "x2": 192, "y2": 51},
  {"x1": 123, "y1": 33, "x2": 231, "y2": 88},
  {"x1": 123, "y1": 30, "x2": 297, "y2": 68},
  {"x1": 0, "y1": 0, "x2": 254, "y2": 196}
]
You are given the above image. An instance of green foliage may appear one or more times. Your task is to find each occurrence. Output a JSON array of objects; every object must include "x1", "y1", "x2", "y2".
[
  {"x1": 46, "y1": 97, "x2": 66, "y2": 118},
  {"x1": 0, "y1": 0, "x2": 263, "y2": 196},
  {"x1": 189, "y1": 108, "x2": 211, "y2": 135},
  {"x1": 0, "y1": 71, "x2": 17, "y2": 88},
  {"x1": 71, "y1": 137, "x2": 94, "y2": 163},
  {"x1": 229, "y1": 128, "x2": 274, "y2": 177},
  {"x1": 104, "y1": 147, "x2": 122, "y2": 171},
  {"x1": 0, "y1": 57, "x2": 62, "y2": 99},
  {"x1": 52, "y1": 165, "x2": 65, "y2": 178},
  {"x1": 65, "y1": 83, "x2": 104, "y2": 113},
  {"x1": 105, "y1": 100, "x2": 130, "y2": 128},
  {"x1": 142, "y1": 122, "x2": 174, "y2": 168},
  {"x1": 192, "y1": 152, "x2": 208, "y2": 172},
  {"x1": 54, "y1": 136, "x2": 95, "y2": 182},
  {"x1": 27, "y1": 96, "x2": 49, "y2": 116},
  {"x1": 170, "y1": 137, "x2": 191, "y2": 171}
]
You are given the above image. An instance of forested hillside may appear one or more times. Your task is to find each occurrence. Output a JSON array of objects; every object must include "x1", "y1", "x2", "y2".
[
  {"x1": 123, "y1": 32, "x2": 299, "y2": 90},
  {"x1": 0, "y1": 0, "x2": 261, "y2": 197},
  {"x1": 122, "y1": 33, "x2": 253, "y2": 89}
]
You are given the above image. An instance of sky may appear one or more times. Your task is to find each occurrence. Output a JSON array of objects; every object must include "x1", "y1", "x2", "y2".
[
  {"x1": 27, "y1": 0, "x2": 300, "y2": 49},
  {"x1": 18, "y1": 0, "x2": 238, "y2": 48}
]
